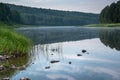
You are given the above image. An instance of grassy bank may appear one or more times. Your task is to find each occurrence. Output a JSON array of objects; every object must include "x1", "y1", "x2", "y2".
[
  {"x1": 86, "y1": 23, "x2": 120, "y2": 27},
  {"x1": 0, "y1": 24, "x2": 31, "y2": 55}
]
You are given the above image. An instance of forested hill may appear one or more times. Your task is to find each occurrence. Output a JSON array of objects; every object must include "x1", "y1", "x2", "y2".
[
  {"x1": 6, "y1": 3, "x2": 99, "y2": 26},
  {"x1": 100, "y1": 0, "x2": 120, "y2": 23}
]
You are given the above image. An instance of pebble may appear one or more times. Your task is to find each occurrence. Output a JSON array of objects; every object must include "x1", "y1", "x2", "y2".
[{"x1": 20, "y1": 77, "x2": 30, "y2": 80}]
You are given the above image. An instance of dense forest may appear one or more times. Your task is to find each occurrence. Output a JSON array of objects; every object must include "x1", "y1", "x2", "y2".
[
  {"x1": 0, "y1": 3, "x2": 21, "y2": 24},
  {"x1": 4, "y1": 3, "x2": 99, "y2": 26},
  {"x1": 100, "y1": 0, "x2": 120, "y2": 23}
]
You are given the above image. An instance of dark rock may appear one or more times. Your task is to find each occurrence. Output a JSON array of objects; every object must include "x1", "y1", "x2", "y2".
[
  {"x1": 45, "y1": 66, "x2": 50, "y2": 69},
  {"x1": 69, "y1": 61, "x2": 72, "y2": 64},
  {"x1": 51, "y1": 54, "x2": 53, "y2": 55},
  {"x1": 77, "y1": 54, "x2": 82, "y2": 56},
  {"x1": 50, "y1": 60, "x2": 60, "y2": 63},
  {"x1": 2, "y1": 77, "x2": 10, "y2": 80},
  {"x1": 82, "y1": 50, "x2": 87, "y2": 53},
  {"x1": 20, "y1": 77, "x2": 30, "y2": 80}
]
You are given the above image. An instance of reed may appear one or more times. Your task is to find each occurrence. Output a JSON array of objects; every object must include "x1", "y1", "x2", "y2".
[{"x1": 0, "y1": 28, "x2": 31, "y2": 55}]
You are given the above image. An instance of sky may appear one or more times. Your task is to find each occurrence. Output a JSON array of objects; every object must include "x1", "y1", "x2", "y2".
[{"x1": 0, "y1": 0, "x2": 119, "y2": 13}]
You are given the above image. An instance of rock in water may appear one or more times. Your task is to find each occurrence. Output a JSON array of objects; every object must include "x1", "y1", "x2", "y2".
[
  {"x1": 45, "y1": 66, "x2": 50, "y2": 69},
  {"x1": 77, "y1": 54, "x2": 82, "y2": 56},
  {"x1": 82, "y1": 50, "x2": 87, "y2": 53},
  {"x1": 50, "y1": 60, "x2": 60, "y2": 63},
  {"x1": 69, "y1": 61, "x2": 72, "y2": 64}
]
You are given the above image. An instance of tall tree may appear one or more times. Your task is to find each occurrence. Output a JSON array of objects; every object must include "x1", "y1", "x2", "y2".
[
  {"x1": 100, "y1": 6, "x2": 110, "y2": 23},
  {"x1": 116, "y1": 1, "x2": 120, "y2": 22},
  {"x1": 100, "y1": 1, "x2": 120, "y2": 23}
]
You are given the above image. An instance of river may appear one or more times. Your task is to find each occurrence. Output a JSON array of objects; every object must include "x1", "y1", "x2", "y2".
[{"x1": 3, "y1": 27, "x2": 120, "y2": 80}]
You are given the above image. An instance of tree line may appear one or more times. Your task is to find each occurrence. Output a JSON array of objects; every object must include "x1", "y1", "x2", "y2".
[
  {"x1": 100, "y1": 0, "x2": 120, "y2": 23},
  {"x1": 0, "y1": 3, "x2": 21, "y2": 24},
  {"x1": 0, "y1": 2, "x2": 99, "y2": 26},
  {"x1": 7, "y1": 3, "x2": 99, "y2": 26}
]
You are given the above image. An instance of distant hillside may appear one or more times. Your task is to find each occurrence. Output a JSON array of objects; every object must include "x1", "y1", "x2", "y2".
[
  {"x1": 0, "y1": 3, "x2": 21, "y2": 24},
  {"x1": 7, "y1": 3, "x2": 99, "y2": 26}
]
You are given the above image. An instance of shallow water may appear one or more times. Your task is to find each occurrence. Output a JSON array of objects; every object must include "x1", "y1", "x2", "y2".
[{"x1": 11, "y1": 27, "x2": 120, "y2": 80}]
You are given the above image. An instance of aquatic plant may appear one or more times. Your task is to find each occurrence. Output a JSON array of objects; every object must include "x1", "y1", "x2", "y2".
[{"x1": 0, "y1": 28, "x2": 31, "y2": 55}]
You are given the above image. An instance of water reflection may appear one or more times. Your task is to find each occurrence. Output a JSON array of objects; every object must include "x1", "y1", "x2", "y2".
[
  {"x1": 11, "y1": 27, "x2": 120, "y2": 80},
  {"x1": 11, "y1": 38, "x2": 120, "y2": 80},
  {"x1": 17, "y1": 27, "x2": 99, "y2": 44},
  {"x1": 30, "y1": 43, "x2": 63, "y2": 63},
  {"x1": 0, "y1": 54, "x2": 29, "y2": 80},
  {"x1": 100, "y1": 29, "x2": 120, "y2": 51}
]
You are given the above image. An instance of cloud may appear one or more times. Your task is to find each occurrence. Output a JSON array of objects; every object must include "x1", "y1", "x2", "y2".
[
  {"x1": 46, "y1": 74, "x2": 75, "y2": 80},
  {"x1": 0, "y1": 0, "x2": 118, "y2": 13},
  {"x1": 64, "y1": 55, "x2": 120, "y2": 64}
]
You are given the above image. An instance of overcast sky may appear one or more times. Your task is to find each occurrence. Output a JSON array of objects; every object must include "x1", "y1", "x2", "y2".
[{"x1": 0, "y1": 0, "x2": 118, "y2": 13}]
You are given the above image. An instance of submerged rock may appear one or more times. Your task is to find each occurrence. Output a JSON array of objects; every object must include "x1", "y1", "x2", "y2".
[
  {"x1": 45, "y1": 66, "x2": 50, "y2": 69},
  {"x1": 77, "y1": 54, "x2": 82, "y2": 56},
  {"x1": 50, "y1": 60, "x2": 60, "y2": 63},
  {"x1": 82, "y1": 50, "x2": 87, "y2": 53},
  {"x1": 69, "y1": 61, "x2": 72, "y2": 64}
]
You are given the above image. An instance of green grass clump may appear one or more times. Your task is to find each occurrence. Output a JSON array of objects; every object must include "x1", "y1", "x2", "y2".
[{"x1": 0, "y1": 28, "x2": 31, "y2": 55}]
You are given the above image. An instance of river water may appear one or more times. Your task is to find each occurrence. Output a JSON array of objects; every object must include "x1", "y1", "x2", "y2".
[{"x1": 10, "y1": 27, "x2": 120, "y2": 80}]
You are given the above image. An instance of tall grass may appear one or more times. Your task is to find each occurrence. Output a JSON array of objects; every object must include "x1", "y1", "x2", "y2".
[{"x1": 0, "y1": 28, "x2": 31, "y2": 55}]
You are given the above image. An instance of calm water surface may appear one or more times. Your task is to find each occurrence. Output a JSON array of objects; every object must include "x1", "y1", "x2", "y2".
[{"x1": 11, "y1": 27, "x2": 120, "y2": 80}]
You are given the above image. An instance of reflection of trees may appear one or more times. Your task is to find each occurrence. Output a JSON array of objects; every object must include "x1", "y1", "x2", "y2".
[
  {"x1": 99, "y1": 29, "x2": 120, "y2": 50},
  {"x1": 0, "y1": 55, "x2": 29, "y2": 79},
  {"x1": 30, "y1": 43, "x2": 63, "y2": 61},
  {"x1": 17, "y1": 28, "x2": 99, "y2": 45}
]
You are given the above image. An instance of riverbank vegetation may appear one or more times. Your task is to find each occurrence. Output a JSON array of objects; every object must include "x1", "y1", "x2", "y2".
[
  {"x1": 86, "y1": 1, "x2": 120, "y2": 27},
  {"x1": 0, "y1": 28, "x2": 31, "y2": 55},
  {"x1": 0, "y1": 3, "x2": 31, "y2": 55},
  {"x1": 86, "y1": 23, "x2": 120, "y2": 27}
]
